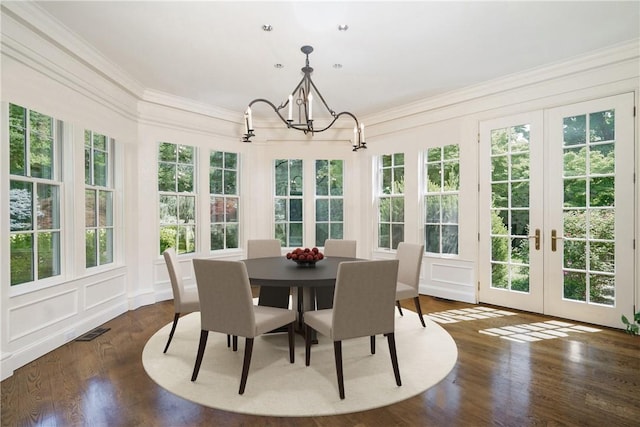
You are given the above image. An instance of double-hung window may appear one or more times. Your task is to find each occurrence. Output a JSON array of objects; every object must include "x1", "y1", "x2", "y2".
[
  {"x1": 424, "y1": 145, "x2": 460, "y2": 255},
  {"x1": 158, "y1": 142, "x2": 196, "y2": 254},
  {"x1": 85, "y1": 130, "x2": 114, "y2": 267},
  {"x1": 9, "y1": 104, "x2": 62, "y2": 285},
  {"x1": 210, "y1": 151, "x2": 239, "y2": 250},
  {"x1": 274, "y1": 159, "x2": 303, "y2": 247},
  {"x1": 378, "y1": 153, "x2": 404, "y2": 250},
  {"x1": 315, "y1": 159, "x2": 344, "y2": 246}
]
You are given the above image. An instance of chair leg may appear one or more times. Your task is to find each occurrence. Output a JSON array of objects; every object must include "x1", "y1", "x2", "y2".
[
  {"x1": 163, "y1": 313, "x2": 180, "y2": 353},
  {"x1": 370, "y1": 335, "x2": 376, "y2": 354},
  {"x1": 191, "y1": 330, "x2": 209, "y2": 381},
  {"x1": 386, "y1": 332, "x2": 402, "y2": 387},
  {"x1": 227, "y1": 334, "x2": 230, "y2": 348},
  {"x1": 396, "y1": 301, "x2": 404, "y2": 316},
  {"x1": 305, "y1": 324, "x2": 312, "y2": 366},
  {"x1": 288, "y1": 322, "x2": 295, "y2": 363},
  {"x1": 233, "y1": 335, "x2": 238, "y2": 351},
  {"x1": 334, "y1": 341, "x2": 345, "y2": 399},
  {"x1": 413, "y1": 296, "x2": 426, "y2": 327},
  {"x1": 239, "y1": 338, "x2": 254, "y2": 395}
]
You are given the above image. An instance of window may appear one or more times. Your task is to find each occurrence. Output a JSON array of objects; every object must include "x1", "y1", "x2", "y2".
[
  {"x1": 210, "y1": 151, "x2": 239, "y2": 251},
  {"x1": 424, "y1": 144, "x2": 460, "y2": 254},
  {"x1": 274, "y1": 159, "x2": 303, "y2": 247},
  {"x1": 378, "y1": 153, "x2": 404, "y2": 250},
  {"x1": 85, "y1": 130, "x2": 114, "y2": 267},
  {"x1": 9, "y1": 103, "x2": 61, "y2": 285},
  {"x1": 315, "y1": 159, "x2": 344, "y2": 246},
  {"x1": 158, "y1": 142, "x2": 196, "y2": 255}
]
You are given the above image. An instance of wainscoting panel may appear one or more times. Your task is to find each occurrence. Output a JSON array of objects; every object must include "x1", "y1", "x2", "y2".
[{"x1": 420, "y1": 259, "x2": 476, "y2": 304}]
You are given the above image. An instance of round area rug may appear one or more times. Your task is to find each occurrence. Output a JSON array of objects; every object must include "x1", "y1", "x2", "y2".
[{"x1": 142, "y1": 311, "x2": 457, "y2": 417}]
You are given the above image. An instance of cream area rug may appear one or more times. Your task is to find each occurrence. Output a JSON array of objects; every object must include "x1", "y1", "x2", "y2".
[{"x1": 142, "y1": 311, "x2": 457, "y2": 417}]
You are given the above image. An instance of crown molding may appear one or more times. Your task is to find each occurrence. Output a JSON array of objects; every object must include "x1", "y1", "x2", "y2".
[
  {"x1": 2, "y1": 1, "x2": 146, "y2": 98},
  {"x1": 141, "y1": 89, "x2": 239, "y2": 123},
  {"x1": 366, "y1": 38, "x2": 640, "y2": 126}
]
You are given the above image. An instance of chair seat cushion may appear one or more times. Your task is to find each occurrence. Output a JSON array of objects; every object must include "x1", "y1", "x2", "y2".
[
  {"x1": 303, "y1": 309, "x2": 333, "y2": 338},
  {"x1": 396, "y1": 281, "x2": 417, "y2": 300},
  {"x1": 253, "y1": 305, "x2": 296, "y2": 337}
]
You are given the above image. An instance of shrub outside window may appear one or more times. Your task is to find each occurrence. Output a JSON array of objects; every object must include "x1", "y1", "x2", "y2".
[
  {"x1": 315, "y1": 159, "x2": 344, "y2": 246},
  {"x1": 274, "y1": 159, "x2": 303, "y2": 247}
]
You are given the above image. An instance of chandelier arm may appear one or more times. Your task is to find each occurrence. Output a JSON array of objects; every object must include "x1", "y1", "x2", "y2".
[
  {"x1": 248, "y1": 98, "x2": 293, "y2": 127},
  {"x1": 308, "y1": 78, "x2": 337, "y2": 117}
]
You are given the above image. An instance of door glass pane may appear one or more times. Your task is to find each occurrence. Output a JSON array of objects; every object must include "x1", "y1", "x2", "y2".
[
  {"x1": 489, "y1": 125, "x2": 532, "y2": 292},
  {"x1": 562, "y1": 109, "x2": 616, "y2": 306}
]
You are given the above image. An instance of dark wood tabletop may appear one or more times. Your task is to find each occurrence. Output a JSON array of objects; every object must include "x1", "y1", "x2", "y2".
[{"x1": 241, "y1": 256, "x2": 360, "y2": 287}]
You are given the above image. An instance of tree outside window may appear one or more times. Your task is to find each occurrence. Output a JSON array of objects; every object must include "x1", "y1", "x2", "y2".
[
  {"x1": 9, "y1": 103, "x2": 61, "y2": 285},
  {"x1": 158, "y1": 142, "x2": 196, "y2": 254},
  {"x1": 378, "y1": 153, "x2": 404, "y2": 250},
  {"x1": 210, "y1": 151, "x2": 239, "y2": 251},
  {"x1": 425, "y1": 144, "x2": 460, "y2": 255}
]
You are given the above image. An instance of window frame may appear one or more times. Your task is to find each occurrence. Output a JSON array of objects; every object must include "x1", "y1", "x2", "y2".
[
  {"x1": 209, "y1": 150, "x2": 240, "y2": 252},
  {"x1": 84, "y1": 129, "x2": 115, "y2": 268},
  {"x1": 377, "y1": 153, "x2": 405, "y2": 251},
  {"x1": 158, "y1": 141, "x2": 197, "y2": 255},
  {"x1": 423, "y1": 144, "x2": 460, "y2": 256},
  {"x1": 274, "y1": 158, "x2": 304, "y2": 247},
  {"x1": 314, "y1": 159, "x2": 345, "y2": 247},
  {"x1": 8, "y1": 103, "x2": 63, "y2": 288}
]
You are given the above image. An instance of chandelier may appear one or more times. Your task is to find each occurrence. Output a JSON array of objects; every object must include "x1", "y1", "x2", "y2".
[{"x1": 242, "y1": 45, "x2": 366, "y2": 151}]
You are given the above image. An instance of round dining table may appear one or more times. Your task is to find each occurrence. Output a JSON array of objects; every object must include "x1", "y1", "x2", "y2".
[{"x1": 242, "y1": 256, "x2": 361, "y2": 340}]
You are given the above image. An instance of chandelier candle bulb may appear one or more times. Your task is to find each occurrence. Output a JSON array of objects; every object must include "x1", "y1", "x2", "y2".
[
  {"x1": 288, "y1": 95, "x2": 293, "y2": 121},
  {"x1": 247, "y1": 107, "x2": 253, "y2": 131},
  {"x1": 360, "y1": 123, "x2": 365, "y2": 141},
  {"x1": 308, "y1": 93, "x2": 313, "y2": 120},
  {"x1": 353, "y1": 126, "x2": 358, "y2": 147},
  {"x1": 244, "y1": 113, "x2": 249, "y2": 135}
]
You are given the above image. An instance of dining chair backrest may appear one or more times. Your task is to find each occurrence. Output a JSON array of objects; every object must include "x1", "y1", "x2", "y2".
[
  {"x1": 247, "y1": 239, "x2": 282, "y2": 259},
  {"x1": 323, "y1": 239, "x2": 357, "y2": 258},
  {"x1": 192, "y1": 259, "x2": 256, "y2": 338},
  {"x1": 396, "y1": 242, "x2": 424, "y2": 291},
  {"x1": 331, "y1": 259, "x2": 399, "y2": 341},
  {"x1": 163, "y1": 248, "x2": 188, "y2": 311}
]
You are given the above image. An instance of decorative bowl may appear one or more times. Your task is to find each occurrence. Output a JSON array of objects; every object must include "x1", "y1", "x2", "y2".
[{"x1": 286, "y1": 247, "x2": 324, "y2": 267}]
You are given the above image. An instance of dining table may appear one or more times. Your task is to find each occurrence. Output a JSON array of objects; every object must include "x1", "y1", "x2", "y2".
[{"x1": 241, "y1": 256, "x2": 361, "y2": 341}]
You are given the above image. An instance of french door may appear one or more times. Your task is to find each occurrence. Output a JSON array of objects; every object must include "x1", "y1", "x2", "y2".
[{"x1": 479, "y1": 93, "x2": 635, "y2": 328}]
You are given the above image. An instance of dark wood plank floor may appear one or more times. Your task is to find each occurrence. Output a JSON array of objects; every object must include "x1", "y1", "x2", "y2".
[{"x1": 2, "y1": 296, "x2": 639, "y2": 426}]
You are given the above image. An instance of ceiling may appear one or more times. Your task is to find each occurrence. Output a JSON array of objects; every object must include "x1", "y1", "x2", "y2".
[{"x1": 34, "y1": 1, "x2": 640, "y2": 118}]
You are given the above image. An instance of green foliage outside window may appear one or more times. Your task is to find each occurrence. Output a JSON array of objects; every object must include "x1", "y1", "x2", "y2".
[
  {"x1": 274, "y1": 159, "x2": 303, "y2": 247},
  {"x1": 315, "y1": 159, "x2": 344, "y2": 246}
]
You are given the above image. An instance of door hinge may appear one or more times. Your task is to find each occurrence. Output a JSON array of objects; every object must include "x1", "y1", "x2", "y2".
[
  {"x1": 634, "y1": 106, "x2": 636, "y2": 117},
  {"x1": 477, "y1": 133, "x2": 480, "y2": 143},
  {"x1": 478, "y1": 233, "x2": 480, "y2": 242},
  {"x1": 478, "y1": 281, "x2": 481, "y2": 291}
]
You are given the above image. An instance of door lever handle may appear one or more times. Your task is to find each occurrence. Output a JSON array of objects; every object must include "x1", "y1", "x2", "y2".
[
  {"x1": 527, "y1": 228, "x2": 540, "y2": 250},
  {"x1": 551, "y1": 229, "x2": 563, "y2": 252}
]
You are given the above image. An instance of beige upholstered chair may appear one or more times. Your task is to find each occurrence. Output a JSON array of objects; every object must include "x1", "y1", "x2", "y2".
[
  {"x1": 395, "y1": 242, "x2": 426, "y2": 327},
  {"x1": 191, "y1": 259, "x2": 296, "y2": 395},
  {"x1": 304, "y1": 259, "x2": 401, "y2": 399},
  {"x1": 247, "y1": 239, "x2": 291, "y2": 309},
  {"x1": 323, "y1": 239, "x2": 357, "y2": 258},
  {"x1": 162, "y1": 248, "x2": 200, "y2": 353},
  {"x1": 316, "y1": 239, "x2": 358, "y2": 309}
]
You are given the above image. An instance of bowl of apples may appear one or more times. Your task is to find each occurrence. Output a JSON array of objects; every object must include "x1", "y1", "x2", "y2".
[{"x1": 286, "y1": 247, "x2": 324, "y2": 267}]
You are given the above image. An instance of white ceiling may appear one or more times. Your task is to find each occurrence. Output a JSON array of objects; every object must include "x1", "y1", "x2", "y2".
[{"x1": 35, "y1": 1, "x2": 640, "y2": 118}]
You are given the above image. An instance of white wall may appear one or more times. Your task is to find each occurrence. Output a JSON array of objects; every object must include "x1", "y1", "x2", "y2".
[{"x1": 1, "y1": 3, "x2": 638, "y2": 379}]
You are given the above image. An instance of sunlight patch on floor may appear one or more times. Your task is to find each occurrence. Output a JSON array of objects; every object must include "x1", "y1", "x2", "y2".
[
  {"x1": 426, "y1": 307, "x2": 517, "y2": 324},
  {"x1": 479, "y1": 320, "x2": 602, "y2": 342}
]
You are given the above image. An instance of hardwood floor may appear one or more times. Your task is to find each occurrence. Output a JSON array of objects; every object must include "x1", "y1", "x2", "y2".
[{"x1": 2, "y1": 296, "x2": 639, "y2": 426}]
